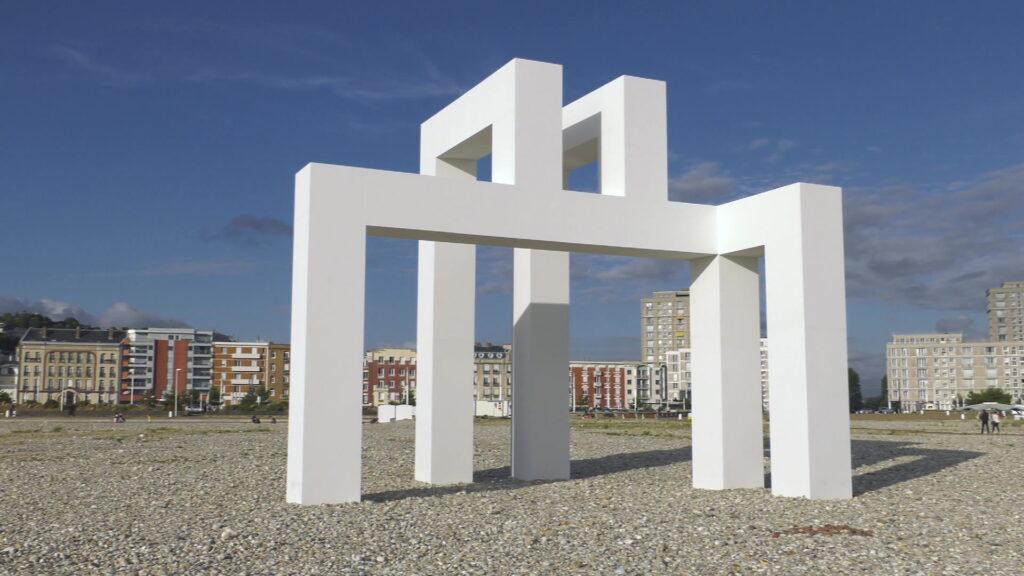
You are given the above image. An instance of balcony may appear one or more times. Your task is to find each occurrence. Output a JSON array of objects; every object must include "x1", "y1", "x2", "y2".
[
  {"x1": 231, "y1": 365, "x2": 260, "y2": 373},
  {"x1": 230, "y1": 378, "x2": 261, "y2": 386},
  {"x1": 232, "y1": 352, "x2": 261, "y2": 360}
]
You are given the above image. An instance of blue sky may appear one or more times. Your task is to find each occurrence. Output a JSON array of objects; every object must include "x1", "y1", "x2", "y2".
[{"x1": 3, "y1": 2, "x2": 1023, "y2": 395}]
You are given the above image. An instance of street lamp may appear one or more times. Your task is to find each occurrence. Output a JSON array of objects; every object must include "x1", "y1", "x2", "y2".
[{"x1": 174, "y1": 368, "x2": 181, "y2": 417}]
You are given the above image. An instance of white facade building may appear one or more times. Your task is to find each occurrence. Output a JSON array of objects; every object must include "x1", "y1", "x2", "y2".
[
  {"x1": 122, "y1": 328, "x2": 214, "y2": 403},
  {"x1": 665, "y1": 338, "x2": 770, "y2": 411},
  {"x1": 989, "y1": 281, "x2": 1024, "y2": 342},
  {"x1": 886, "y1": 333, "x2": 1024, "y2": 411}
]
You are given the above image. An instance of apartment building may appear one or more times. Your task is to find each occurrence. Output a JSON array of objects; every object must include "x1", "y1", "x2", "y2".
[
  {"x1": 886, "y1": 333, "x2": 1024, "y2": 411},
  {"x1": 628, "y1": 363, "x2": 670, "y2": 409},
  {"x1": 17, "y1": 327, "x2": 126, "y2": 405},
  {"x1": 360, "y1": 344, "x2": 515, "y2": 407},
  {"x1": 212, "y1": 341, "x2": 291, "y2": 406},
  {"x1": 663, "y1": 338, "x2": 770, "y2": 411},
  {"x1": 120, "y1": 328, "x2": 214, "y2": 405},
  {"x1": 473, "y1": 343, "x2": 511, "y2": 403},
  {"x1": 569, "y1": 361, "x2": 632, "y2": 410},
  {"x1": 266, "y1": 343, "x2": 290, "y2": 402},
  {"x1": 0, "y1": 353, "x2": 17, "y2": 403},
  {"x1": 364, "y1": 348, "x2": 417, "y2": 406},
  {"x1": 641, "y1": 290, "x2": 690, "y2": 363},
  {"x1": 988, "y1": 281, "x2": 1024, "y2": 342}
]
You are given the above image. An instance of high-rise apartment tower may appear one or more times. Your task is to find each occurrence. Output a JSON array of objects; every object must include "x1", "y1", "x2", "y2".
[
  {"x1": 988, "y1": 281, "x2": 1024, "y2": 342},
  {"x1": 641, "y1": 290, "x2": 690, "y2": 363}
]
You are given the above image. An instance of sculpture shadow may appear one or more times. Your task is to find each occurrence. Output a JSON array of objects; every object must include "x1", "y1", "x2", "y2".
[
  {"x1": 849, "y1": 438, "x2": 983, "y2": 496},
  {"x1": 759, "y1": 437, "x2": 982, "y2": 495},
  {"x1": 363, "y1": 446, "x2": 691, "y2": 503}
]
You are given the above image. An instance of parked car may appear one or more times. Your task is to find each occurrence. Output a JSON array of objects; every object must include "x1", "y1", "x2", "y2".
[
  {"x1": 854, "y1": 409, "x2": 874, "y2": 414},
  {"x1": 875, "y1": 408, "x2": 896, "y2": 414}
]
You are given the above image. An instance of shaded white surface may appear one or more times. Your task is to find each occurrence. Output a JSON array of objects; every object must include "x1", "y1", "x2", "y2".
[
  {"x1": 562, "y1": 75, "x2": 667, "y2": 201},
  {"x1": 286, "y1": 167, "x2": 365, "y2": 505},
  {"x1": 512, "y1": 249, "x2": 570, "y2": 480},
  {"x1": 691, "y1": 255, "x2": 764, "y2": 490},
  {"x1": 414, "y1": 240, "x2": 475, "y2": 484},
  {"x1": 718, "y1": 184, "x2": 853, "y2": 499}
]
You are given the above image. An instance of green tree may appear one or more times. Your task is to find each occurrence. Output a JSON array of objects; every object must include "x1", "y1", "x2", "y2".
[
  {"x1": 185, "y1": 389, "x2": 200, "y2": 407},
  {"x1": 879, "y1": 375, "x2": 888, "y2": 403},
  {"x1": 0, "y1": 312, "x2": 96, "y2": 330},
  {"x1": 238, "y1": 387, "x2": 269, "y2": 410},
  {"x1": 965, "y1": 388, "x2": 1012, "y2": 405},
  {"x1": 238, "y1": 389, "x2": 257, "y2": 410},
  {"x1": 0, "y1": 391, "x2": 12, "y2": 405},
  {"x1": 208, "y1": 388, "x2": 221, "y2": 406},
  {"x1": 848, "y1": 368, "x2": 863, "y2": 412}
]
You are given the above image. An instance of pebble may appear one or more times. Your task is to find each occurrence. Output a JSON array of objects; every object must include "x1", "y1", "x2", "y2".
[{"x1": 1, "y1": 416, "x2": 1023, "y2": 574}]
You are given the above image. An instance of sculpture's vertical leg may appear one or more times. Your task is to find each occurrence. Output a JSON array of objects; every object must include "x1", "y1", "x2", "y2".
[
  {"x1": 511, "y1": 248, "x2": 570, "y2": 480},
  {"x1": 416, "y1": 60, "x2": 563, "y2": 485},
  {"x1": 691, "y1": 255, "x2": 764, "y2": 490},
  {"x1": 765, "y1": 183, "x2": 852, "y2": 499},
  {"x1": 415, "y1": 239, "x2": 475, "y2": 484},
  {"x1": 287, "y1": 164, "x2": 365, "y2": 504}
]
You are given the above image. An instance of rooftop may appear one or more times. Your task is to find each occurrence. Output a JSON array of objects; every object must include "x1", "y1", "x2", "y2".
[{"x1": 21, "y1": 327, "x2": 127, "y2": 344}]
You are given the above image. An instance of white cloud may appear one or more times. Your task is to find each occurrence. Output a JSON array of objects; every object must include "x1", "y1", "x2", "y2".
[
  {"x1": 0, "y1": 297, "x2": 190, "y2": 329},
  {"x1": 843, "y1": 162, "x2": 1024, "y2": 311},
  {"x1": 98, "y1": 302, "x2": 190, "y2": 329},
  {"x1": 101, "y1": 259, "x2": 257, "y2": 278},
  {"x1": 0, "y1": 297, "x2": 96, "y2": 324},
  {"x1": 188, "y1": 69, "x2": 465, "y2": 102},
  {"x1": 571, "y1": 255, "x2": 689, "y2": 303},
  {"x1": 51, "y1": 46, "x2": 151, "y2": 87},
  {"x1": 668, "y1": 162, "x2": 736, "y2": 204}
]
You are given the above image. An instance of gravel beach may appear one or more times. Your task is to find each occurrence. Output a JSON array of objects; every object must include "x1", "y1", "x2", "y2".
[{"x1": 1, "y1": 415, "x2": 1022, "y2": 575}]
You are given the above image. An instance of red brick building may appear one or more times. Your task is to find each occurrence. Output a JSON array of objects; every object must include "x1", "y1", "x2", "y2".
[
  {"x1": 569, "y1": 361, "x2": 634, "y2": 410},
  {"x1": 363, "y1": 348, "x2": 416, "y2": 406}
]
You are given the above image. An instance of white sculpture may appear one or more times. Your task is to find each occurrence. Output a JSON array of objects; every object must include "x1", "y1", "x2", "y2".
[{"x1": 287, "y1": 59, "x2": 852, "y2": 504}]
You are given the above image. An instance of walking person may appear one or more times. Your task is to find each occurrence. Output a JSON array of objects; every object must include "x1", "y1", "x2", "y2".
[
  {"x1": 991, "y1": 410, "x2": 1002, "y2": 434},
  {"x1": 979, "y1": 409, "x2": 991, "y2": 434}
]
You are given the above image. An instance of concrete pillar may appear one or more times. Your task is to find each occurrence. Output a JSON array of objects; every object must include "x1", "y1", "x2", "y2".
[
  {"x1": 287, "y1": 164, "x2": 366, "y2": 504},
  {"x1": 512, "y1": 248, "x2": 570, "y2": 480},
  {"x1": 690, "y1": 255, "x2": 764, "y2": 490},
  {"x1": 413, "y1": 141, "x2": 479, "y2": 484},
  {"x1": 414, "y1": 59, "x2": 564, "y2": 485},
  {"x1": 765, "y1": 184, "x2": 852, "y2": 499},
  {"x1": 414, "y1": 240, "x2": 476, "y2": 484}
]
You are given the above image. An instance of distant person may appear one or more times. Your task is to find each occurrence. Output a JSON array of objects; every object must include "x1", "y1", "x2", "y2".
[
  {"x1": 979, "y1": 410, "x2": 990, "y2": 434},
  {"x1": 270, "y1": 416, "x2": 277, "y2": 424},
  {"x1": 251, "y1": 414, "x2": 261, "y2": 424},
  {"x1": 991, "y1": 411, "x2": 1002, "y2": 434}
]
